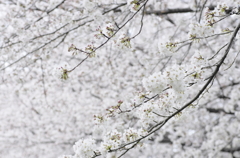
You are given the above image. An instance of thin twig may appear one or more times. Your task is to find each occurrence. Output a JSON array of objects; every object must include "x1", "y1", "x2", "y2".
[{"x1": 1, "y1": 20, "x2": 93, "y2": 71}]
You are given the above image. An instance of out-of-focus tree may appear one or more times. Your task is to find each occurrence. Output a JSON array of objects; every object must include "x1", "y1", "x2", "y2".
[{"x1": 0, "y1": 0, "x2": 240, "y2": 158}]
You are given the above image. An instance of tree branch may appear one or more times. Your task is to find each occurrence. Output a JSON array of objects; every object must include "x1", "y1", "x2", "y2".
[
  {"x1": 105, "y1": 20, "x2": 240, "y2": 157},
  {"x1": 145, "y1": 6, "x2": 215, "y2": 15}
]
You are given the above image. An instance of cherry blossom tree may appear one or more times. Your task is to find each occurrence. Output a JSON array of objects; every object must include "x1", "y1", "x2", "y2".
[{"x1": 0, "y1": 0, "x2": 240, "y2": 158}]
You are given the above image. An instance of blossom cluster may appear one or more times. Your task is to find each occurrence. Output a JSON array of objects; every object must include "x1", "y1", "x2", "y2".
[{"x1": 188, "y1": 22, "x2": 214, "y2": 39}]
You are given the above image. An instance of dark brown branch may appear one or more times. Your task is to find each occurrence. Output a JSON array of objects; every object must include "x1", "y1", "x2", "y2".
[
  {"x1": 222, "y1": 147, "x2": 240, "y2": 153},
  {"x1": 105, "y1": 20, "x2": 240, "y2": 156},
  {"x1": 145, "y1": 5, "x2": 239, "y2": 16},
  {"x1": 103, "y1": 3, "x2": 127, "y2": 15},
  {"x1": 145, "y1": 8, "x2": 198, "y2": 15},
  {"x1": 206, "y1": 108, "x2": 234, "y2": 114},
  {"x1": 145, "y1": 5, "x2": 214, "y2": 15}
]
